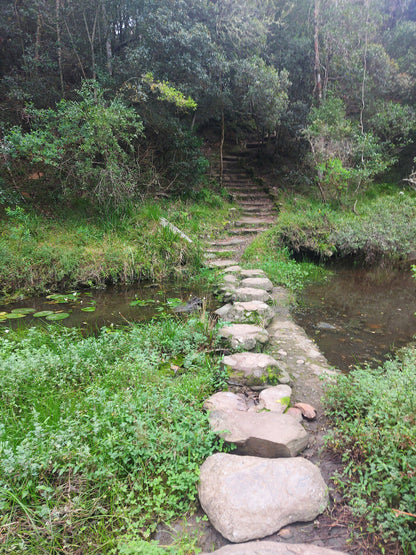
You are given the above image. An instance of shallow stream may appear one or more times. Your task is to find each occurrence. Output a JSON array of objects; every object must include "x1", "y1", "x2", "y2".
[{"x1": 292, "y1": 265, "x2": 416, "y2": 371}]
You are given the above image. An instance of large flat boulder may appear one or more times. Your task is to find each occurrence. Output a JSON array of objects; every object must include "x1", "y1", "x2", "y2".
[
  {"x1": 201, "y1": 541, "x2": 347, "y2": 555},
  {"x1": 208, "y1": 410, "x2": 309, "y2": 457},
  {"x1": 198, "y1": 454, "x2": 329, "y2": 543},
  {"x1": 215, "y1": 301, "x2": 274, "y2": 325},
  {"x1": 241, "y1": 277, "x2": 274, "y2": 292},
  {"x1": 233, "y1": 287, "x2": 272, "y2": 303},
  {"x1": 220, "y1": 323, "x2": 269, "y2": 351},
  {"x1": 223, "y1": 352, "x2": 281, "y2": 386}
]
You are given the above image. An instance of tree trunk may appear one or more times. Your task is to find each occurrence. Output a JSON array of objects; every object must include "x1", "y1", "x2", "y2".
[
  {"x1": 56, "y1": 0, "x2": 64, "y2": 97},
  {"x1": 220, "y1": 106, "x2": 225, "y2": 186},
  {"x1": 313, "y1": 0, "x2": 322, "y2": 105},
  {"x1": 102, "y1": 3, "x2": 113, "y2": 77}
]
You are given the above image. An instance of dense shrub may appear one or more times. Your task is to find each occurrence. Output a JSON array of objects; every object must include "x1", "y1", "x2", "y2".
[{"x1": 324, "y1": 346, "x2": 416, "y2": 553}]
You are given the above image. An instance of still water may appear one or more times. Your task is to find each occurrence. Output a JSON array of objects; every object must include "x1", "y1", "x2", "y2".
[
  {"x1": 0, "y1": 283, "x2": 215, "y2": 332},
  {"x1": 292, "y1": 266, "x2": 416, "y2": 371}
]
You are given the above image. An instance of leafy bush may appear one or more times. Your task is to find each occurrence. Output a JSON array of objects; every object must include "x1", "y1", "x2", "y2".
[
  {"x1": 0, "y1": 317, "x2": 225, "y2": 552},
  {"x1": 2, "y1": 81, "x2": 144, "y2": 209},
  {"x1": 324, "y1": 346, "x2": 416, "y2": 553}
]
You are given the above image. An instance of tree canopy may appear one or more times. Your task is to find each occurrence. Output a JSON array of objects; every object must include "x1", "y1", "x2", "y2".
[{"x1": 1, "y1": 0, "x2": 416, "y2": 207}]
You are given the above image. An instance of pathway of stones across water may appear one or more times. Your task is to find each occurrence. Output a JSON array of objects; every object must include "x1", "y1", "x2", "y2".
[{"x1": 156, "y1": 153, "x2": 368, "y2": 554}]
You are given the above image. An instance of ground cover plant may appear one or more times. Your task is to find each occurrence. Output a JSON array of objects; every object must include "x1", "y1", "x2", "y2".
[
  {"x1": 241, "y1": 228, "x2": 329, "y2": 292},
  {"x1": 0, "y1": 192, "x2": 235, "y2": 299},
  {"x1": 0, "y1": 316, "x2": 227, "y2": 553},
  {"x1": 324, "y1": 346, "x2": 416, "y2": 553},
  {"x1": 268, "y1": 189, "x2": 416, "y2": 263}
]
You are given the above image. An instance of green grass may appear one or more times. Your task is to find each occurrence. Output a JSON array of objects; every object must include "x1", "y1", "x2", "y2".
[
  {"x1": 0, "y1": 191, "x2": 236, "y2": 299},
  {"x1": 324, "y1": 345, "x2": 416, "y2": 553},
  {"x1": 0, "y1": 316, "x2": 227, "y2": 553},
  {"x1": 270, "y1": 189, "x2": 416, "y2": 262},
  {"x1": 242, "y1": 228, "x2": 329, "y2": 292}
]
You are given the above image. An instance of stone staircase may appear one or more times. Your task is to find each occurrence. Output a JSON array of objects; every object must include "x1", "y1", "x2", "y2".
[
  {"x1": 206, "y1": 152, "x2": 276, "y2": 266},
  {"x1": 194, "y1": 151, "x2": 350, "y2": 554}
]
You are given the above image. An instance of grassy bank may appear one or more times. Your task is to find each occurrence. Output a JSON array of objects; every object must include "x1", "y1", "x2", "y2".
[
  {"x1": 324, "y1": 345, "x2": 416, "y2": 553},
  {"x1": 0, "y1": 191, "x2": 235, "y2": 299},
  {"x1": 0, "y1": 315, "x2": 226, "y2": 553},
  {"x1": 268, "y1": 189, "x2": 416, "y2": 263}
]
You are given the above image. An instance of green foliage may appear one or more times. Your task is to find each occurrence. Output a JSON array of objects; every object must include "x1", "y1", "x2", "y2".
[
  {"x1": 304, "y1": 96, "x2": 391, "y2": 205},
  {"x1": 324, "y1": 345, "x2": 416, "y2": 552},
  {"x1": 0, "y1": 317, "x2": 225, "y2": 552},
  {"x1": 234, "y1": 56, "x2": 290, "y2": 134},
  {"x1": 3, "y1": 81, "x2": 144, "y2": 208},
  {"x1": 242, "y1": 230, "x2": 328, "y2": 292},
  {"x1": 143, "y1": 73, "x2": 197, "y2": 111},
  {"x1": 0, "y1": 194, "x2": 234, "y2": 297},
  {"x1": 271, "y1": 190, "x2": 416, "y2": 262}
]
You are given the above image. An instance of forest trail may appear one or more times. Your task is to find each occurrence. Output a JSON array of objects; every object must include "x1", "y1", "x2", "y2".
[
  {"x1": 189, "y1": 152, "x2": 371, "y2": 554},
  {"x1": 206, "y1": 150, "x2": 276, "y2": 267}
]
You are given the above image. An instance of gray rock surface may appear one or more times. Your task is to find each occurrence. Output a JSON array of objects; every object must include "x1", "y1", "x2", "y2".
[
  {"x1": 223, "y1": 265, "x2": 242, "y2": 273},
  {"x1": 201, "y1": 541, "x2": 347, "y2": 555},
  {"x1": 208, "y1": 410, "x2": 309, "y2": 457},
  {"x1": 220, "y1": 323, "x2": 269, "y2": 351},
  {"x1": 223, "y1": 352, "x2": 281, "y2": 386},
  {"x1": 203, "y1": 392, "x2": 247, "y2": 412},
  {"x1": 240, "y1": 269, "x2": 267, "y2": 278},
  {"x1": 215, "y1": 301, "x2": 274, "y2": 325},
  {"x1": 198, "y1": 453, "x2": 329, "y2": 543},
  {"x1": 233, "y1": 287, "x2": 272, "y2": 303},
  {"x1": 241, "y1": 277, "x2": 274, "y2": 292},
  {"x1": 258, "y1": 385, "x2": 292, "y2": 413}
]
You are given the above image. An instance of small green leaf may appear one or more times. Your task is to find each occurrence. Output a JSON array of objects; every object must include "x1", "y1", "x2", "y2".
[
  {"x1": 11, "y1": 308, "x2": 36, "y2": 314},
  {"x1": 33, "y1": 311, "x2": 55, "y2": 318},
  {"x1": 46, "y1": 312, "x2": 70, "y2": 321},
  {"x1": 81, "y1": 306, "x2": 96, "y2": 312}
]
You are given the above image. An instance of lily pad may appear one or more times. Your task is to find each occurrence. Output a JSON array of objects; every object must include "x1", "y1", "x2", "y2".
[
  {"x1": 33, "y1": 311, "x2": 55, "y2": 318},
  {"x1": 81, "y1": 306, "x2": 96, "y2": 312},
  {"x1": 46, "y1": 312, "x2": 70, "y2": 321},
  {"x1": 6, "y1": 313, "x2": 27, "y2": 319},
  {"x1": 11, "y1": 308, "x2": 36, "y2": 314}
]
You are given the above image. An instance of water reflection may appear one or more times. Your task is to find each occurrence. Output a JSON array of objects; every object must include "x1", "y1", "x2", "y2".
[
  {"x1": 292, "y1": 266, "x2": 416, "y2": 371},
  {"x1": 0, "y1": 283, "x2": 215, "y2": 333}
]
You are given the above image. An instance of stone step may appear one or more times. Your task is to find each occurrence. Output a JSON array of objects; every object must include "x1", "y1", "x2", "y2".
[
  {"x1": 208, "y1": 259, "x2": 239, "y2": 268},
  {"x1": 226, "y1": 186, "x2": 266, "y2": 193},
  {"x1": 241, "y1": 206, "x2": 275, "y2": 213},
  {"x1": 228, "y1": 227, "x2": 268, "y2": 235},
  {"x1": 201, "y1": 542, "x2": 347, "y2": 555},
  {"x1": 198, "y1": 454, "x2": 329, "y2": 543},
  {"x1": 208, "y1": 410, "x2": 308, "y2": 458},
  {"x1": 206, "y1": 247, "x2": 235, "y2": 254},
  {"x1": 207, "y1": 237, "x2": 246, "y2": 247},
  {"x1": 219, "y1": 323, "x2": 269, "y2": 351},
  {"x1": 233, "y1": 218, "x2": 275, "y2": 226}
]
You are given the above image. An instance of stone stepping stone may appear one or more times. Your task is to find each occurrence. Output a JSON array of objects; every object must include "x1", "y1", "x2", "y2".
[
  {"x1": 219, "y1": 323, "x2": 269, "y2": 351},
  {"x1": 258, "y1": 385, "x2": 292, "y2": 413},
  {"x1": 198, "y1": 453, "x2": 329, "y2": 543},
  {"x1": 201, "y1": 542, "x2": 347, "y2": 555},
  {"x1": 222, "y1": 274, "x2": 239, "y2": 286},
  {"x1": 222, "y1": 352, "x2": 281, "y2": 386},
  {"x1": 228, "y1": 228, "x2": 268, "y2": 236},
  {"x1": 208, "y1": 238, "x2": 245, "y2": 246},
  {"x1": 203, "y1": 391, "x2": 247, "y2": 412},
  {"x1": 209, "y1": 259, "x2": 239, "y2": 268},
  {"x1": 208, "y1": 410, "x2": 309, "y2": 457},
  {"x1": 222, "y1": 265, "x2": 242, "y2": 273},
  {"x1": 215, "y1": 301, "x2": 274, "y2": 325},
  {"x1": 240, "y1": 269, "x2": 266, "y2": 278},
  {"x1": 241, "y1": 277, "x2": 274, "y2": 292},
  {"x1": 234, "y1": 218, "x2": 275, "y2": 226},
  {"x1": 232, "y1": 287, "x2": 271, "y2": 303}
]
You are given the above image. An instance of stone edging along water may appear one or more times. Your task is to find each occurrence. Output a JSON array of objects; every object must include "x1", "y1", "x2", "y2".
[{"x1": 197, "y1": 264, "x2": 347, "y2": 555}]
